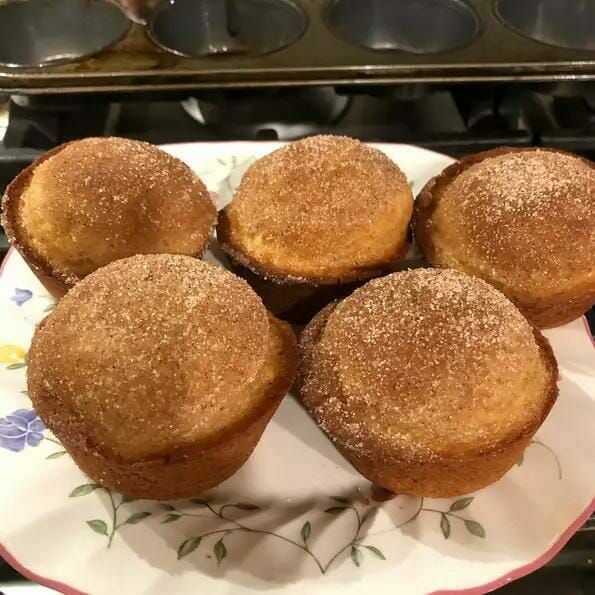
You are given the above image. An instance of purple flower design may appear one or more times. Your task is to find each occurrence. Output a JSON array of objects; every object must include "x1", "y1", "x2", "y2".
[
  {"x1": 0, "y1": 409, "x2": 45, "y2": 452},
  {"x1": 10, "y1": 288, "x2": 33, "y2": 307}
]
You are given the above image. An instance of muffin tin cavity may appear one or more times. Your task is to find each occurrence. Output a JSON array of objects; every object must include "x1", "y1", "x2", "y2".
[
  {"x1": 325, "y1": 0, "x2": 479, "y2": 54},
  {"x1": 0, "y1": 0, "x2": 131, "y2": 68},
  {"x1": 496, "y1": 0, "x2": 595, "y2": 51},
  {"x1": 148, "y1": 0, "x2": 307, "y2": 57}
]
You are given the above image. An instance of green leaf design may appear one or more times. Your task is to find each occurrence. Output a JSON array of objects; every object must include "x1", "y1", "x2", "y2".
[
  {"x1": 360, "y1": 507, "x2": 377, "y2": 527},
  {"x1": 364, "y1": 545, "x2": 386, "y2": 560},
  {"x1": 161, "y1": 514, "x2": 181, "y2": 524},
  {"x1": 232, "y1": 503, "x2": 260, "y2": 511},
  {"x1": 45, "y1": 450, "x2": 66, "y2": 460},
  {"x1": 189, "y1": 498, "x2": 209, "y2": 507},
  {"x1": 464, "y1": 520, "x2": 486, "y2": 538},
  {"x1": 69, "y1": 483, "x2": 101, "y2": 497},
  {"x1": 120, "y1": 495, "x2": 135, "y2": 504},
  {"x1": 449, "y1": 497, "x2": 473, "y2": 512},
  {"x1": 86, "y1": 519, "x2": 108, "y2": 535},
  {"x1": 330, "y1": 496, "x2": 350, "y2": 504},
  {"x1": 159, "y1": 503, "x2": 176, "y2": 511},
  {"x1": 516, "y1": 452, "x2": 524, "y2": 466},
  {"x1": 301, "y1": 521, "x2": 311, "y2": 543},
  {"x1": 7, "y1": 363, "x2": 26, "y2": 370},
  {"x1": 350, "y1": 546, "x2": 363, "y2": 567},
  {"x1": 440, "y1": 514, "x2": 451, "y2": 539},
  {"x1": 214, "y1": 539, "x2": 227, "y2": 565},
  {"x1": 44, "y1": 302, "x2": 56, "y2": 312},
  {"x1": 20, "y1": 390, "x2": 28, "y2": 395},
  {"x1": 178, "y1": 537, "x2": 201, "y2": 559},
  {"x1": 125, "y1": 512, "x2": 151, "y2": 525},
  {"x1": 24, "y1": 352, "x2": 29, "y2": 364},
  {"x1": 324, "y1": 507, "x2": 347, "y2": 514}
]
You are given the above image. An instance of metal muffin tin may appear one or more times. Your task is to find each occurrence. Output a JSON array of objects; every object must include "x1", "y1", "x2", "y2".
[
  {"x1": 148, "y1": 0, "x2": 307, "y2": 58},
  {"x1": 0, "y1": 0, "x2": 131, "y2": 69},
  {"x1": 326, "y1": 0, "x2": 479, "y2": 54},
  {"x1": 495, "y1": 0, "x2": 595, "y2": 52},
  {"x1": 1, "y1": 0, "x2": 594, "y2": 93}
]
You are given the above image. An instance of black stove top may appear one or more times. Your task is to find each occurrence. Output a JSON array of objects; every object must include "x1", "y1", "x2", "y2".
[
  {"x1": 3, "y1": 82, "x2": 595, "y2": 146},
  {"x1": 0, "y1": 82, "x2": 593, "y2": 594},
  {"x1": 2, "y1": 81, "x2": 595, "y2": 197}
]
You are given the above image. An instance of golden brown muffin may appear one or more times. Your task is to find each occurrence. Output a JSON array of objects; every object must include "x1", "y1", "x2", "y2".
[
  {"x1": 299, "y1": 268, "x2": 558, "y2": 497},
  {"x1": 2, "y1": 137, "x2": 216, "y2": 299},
  {"x1": 217, "y1": 135, "x2": 413, "y2": 321},
  {"x1": 413, "y1": 147, "x2": 595, "y2": 328},
  {"x1": 27, "y1": 254, "x2": 297, "y2": 500}
]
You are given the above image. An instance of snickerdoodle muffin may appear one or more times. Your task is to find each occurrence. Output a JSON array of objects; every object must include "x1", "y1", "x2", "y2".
[
  {"x1": 2, "y1": 137, "x2": 216, "y2": 298},
  {"x1": 299, "y1": 268, "x2": 558, "y2": 497},
  {"x1": 413, "y1": 147, "x2": 595, "y2": 328},
  {"x1": 217, "y1": 135, "x2": 413, "y2": 320},
  {"x1": 27, "y1": 254, "x2": 297, "y2": 499}
]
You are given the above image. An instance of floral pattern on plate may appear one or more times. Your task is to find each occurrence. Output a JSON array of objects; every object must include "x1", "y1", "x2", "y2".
[{"x1": 0, "y1": 409, "x2": 44, "y2": 452}]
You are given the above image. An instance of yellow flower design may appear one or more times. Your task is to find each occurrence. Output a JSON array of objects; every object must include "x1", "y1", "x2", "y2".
[{"x1": 0, "y1": 344, "x2": 26, "y2": 365}]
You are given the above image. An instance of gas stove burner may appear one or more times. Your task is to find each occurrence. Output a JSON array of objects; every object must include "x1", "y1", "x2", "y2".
[
  {"x1": 496, "y1": 0, "x2": 595, "y2": 51},
  {"x1": 181, "y1": 87, "x2": 350, "y2": 140},
  {"x1": 0, "y1": 0, "x2": 131, "y2": 69},
  {"x1": 326, "y1": 0, "x2": 479, "y2": 54}
]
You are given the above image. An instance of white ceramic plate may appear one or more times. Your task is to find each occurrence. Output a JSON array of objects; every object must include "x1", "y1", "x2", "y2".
[{"x1": 0, "y1": 142, "x2": 593, "y2": 595}]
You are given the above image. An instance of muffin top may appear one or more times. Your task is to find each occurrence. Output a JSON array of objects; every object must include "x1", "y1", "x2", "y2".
[
  {"x1": 27, "y1": 255, "x2": 273, "y2": 460},
  {"x1": 3, "y1": 137, "x2": 216, "y2": 284},
  {"x1": 218, "y1": 135, "x2": 413, "y2": 284},
  {"x1": 299, "y1": 268, "x2": 557, "y2": 461},
  {"x1": 414, "y1": 148, "x2": 595, "y2": 299}
]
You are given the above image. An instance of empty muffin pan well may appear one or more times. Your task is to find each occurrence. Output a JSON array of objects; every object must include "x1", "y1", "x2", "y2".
[
  {"x1": 326, "y1": 0, "x2": 480, "y2": 54},
  {"x1": 496, "y1": 0, "x2": 595, "y2": 51},
  {"x1": 148, "y1": 0, "x2": 307, "y2": 57},
  {"x1": 0, "y1": 0, "x2": 131, "y2": 68}
]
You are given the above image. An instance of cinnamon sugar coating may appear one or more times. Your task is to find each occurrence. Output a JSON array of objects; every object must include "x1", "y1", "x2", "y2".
[
  {"x1": 27, "y1": 255, "x2": 297, "y2": 499},
  {"x1": 299, "y1": 268, "x2": 558, "y2": 496},
  {"x1": 2, "y1": 137, "x2": 216, "y2": 295},
  {"x1": 414, "y1": 147, "x2": 595, "y2": 328},
  {"x1": 218, "y1": 135, "x2": 413, "y2": 285}
]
